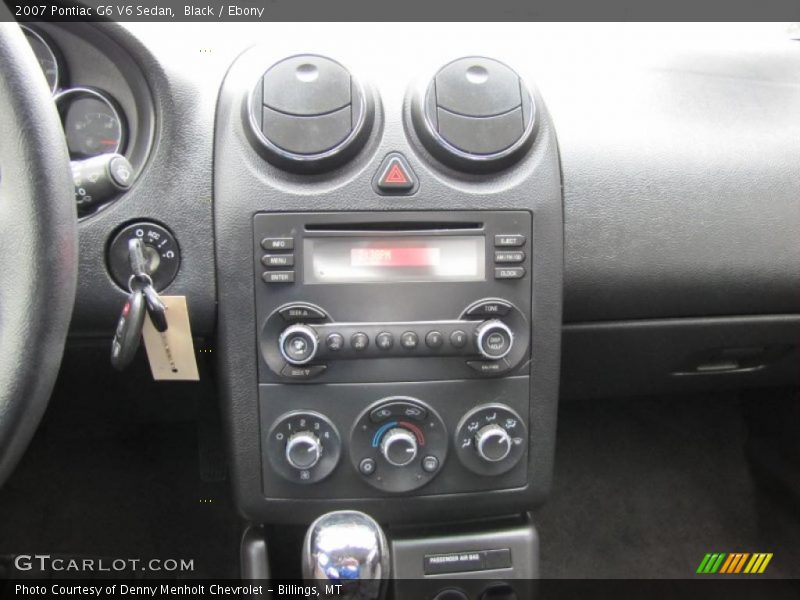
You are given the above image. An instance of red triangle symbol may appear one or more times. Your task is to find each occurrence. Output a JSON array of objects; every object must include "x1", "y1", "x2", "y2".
[{"x1": 384, "y1": 162, "x2": 409, "y2": 184}]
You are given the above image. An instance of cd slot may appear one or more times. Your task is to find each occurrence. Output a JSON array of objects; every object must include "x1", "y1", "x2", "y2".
[{"x1": 305, "y1": 221, "x2": 483, "y2": 233}]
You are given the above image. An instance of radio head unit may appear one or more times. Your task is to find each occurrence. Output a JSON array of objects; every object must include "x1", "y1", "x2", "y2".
[{"x1": 253, "y1": 211, "x2": 533, "y2": 385}]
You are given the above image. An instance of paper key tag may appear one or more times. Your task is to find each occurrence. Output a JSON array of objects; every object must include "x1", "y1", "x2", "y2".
[{"x1": 142, "y1": 296, "x2": 200, "y2": 381}]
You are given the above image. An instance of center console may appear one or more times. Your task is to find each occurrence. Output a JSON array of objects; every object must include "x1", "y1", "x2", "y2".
[
  {"x1": 255, "y1": 211, "x2": 532, "y2": 498},
  {"x1": 214, "y1": 41, "x2": 563, "y2": 587}
]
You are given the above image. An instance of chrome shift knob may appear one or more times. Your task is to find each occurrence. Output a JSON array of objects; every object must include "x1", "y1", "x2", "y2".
[{"x1": 302, "y1": 510, "x2": 390, "y2": 600}]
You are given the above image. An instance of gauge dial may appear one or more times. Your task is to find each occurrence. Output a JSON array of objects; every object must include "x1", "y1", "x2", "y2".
[
  {"x1": 56, "y1": 88, "x2": 127, "y2": 160},
  {"x1": 21, "y1": 26, "x2": 61, "y2": 94}
]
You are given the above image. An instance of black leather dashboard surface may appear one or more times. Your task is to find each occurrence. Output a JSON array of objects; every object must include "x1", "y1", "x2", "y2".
[
  {"x1": 57, "y1": 24, "x2": 800, "y2": 334},
  {"x1": 547, "y1": 39, "x2": 800, "y2": 322}
]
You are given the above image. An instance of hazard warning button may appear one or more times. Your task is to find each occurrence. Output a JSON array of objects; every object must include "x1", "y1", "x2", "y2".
[{"x1": 372, "y1": 153, "x2": 418, "y2": 195}]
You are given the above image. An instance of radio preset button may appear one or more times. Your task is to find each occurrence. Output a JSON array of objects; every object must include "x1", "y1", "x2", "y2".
[
  {"x1": 263, "y1": 271, "x2": 295, "y2": 283},
  {"x1": 400, "y1": 331, "x2": 419, "y2": 350},
  {"x1": 351, "y1": 332, "x2": 370, "y2": 351},
  {"x1": 425, "y1": 330, "x2": 444, "y2": 349},
  {"x1": 465, "y1": 300, "x2": 512, "y2": 317},
  {"x1": 261, "y1": 237, "x2": 294, "y2": 251},
  {"x1": 494, "y1": 234, "x2": 525, "y2": 247},
  {"x1": 376, "y1": 332, "x2": 394, "y2": 350},
  {"x1": 494, "y1": 250, "x2": 525, "y2": 263},
  {"x1": 450, "y1": 330, "x2": 467, "y2": 348},
  {"x1": 494, "y1": 267, "x2": 525, "y2": 280},
  {"x1": 325, "y1": 332, "x2": 344, "y2": 351},
  {"x1": 262, "y1": 253, "x2": 294, "y2": 267}
]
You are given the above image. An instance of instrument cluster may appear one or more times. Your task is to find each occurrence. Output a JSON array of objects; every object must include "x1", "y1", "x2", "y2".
[
  {"x1": 21, "y1": 24, "x2": 154, "y2": 218},
  {"x1": 22, "y1": 25, "x2": 128, "y2": 163}
]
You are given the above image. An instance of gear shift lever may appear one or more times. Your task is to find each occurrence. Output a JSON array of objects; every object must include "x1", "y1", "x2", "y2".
[{"x1": 302, "y1": 510, "x2": 390, "y2": 600}]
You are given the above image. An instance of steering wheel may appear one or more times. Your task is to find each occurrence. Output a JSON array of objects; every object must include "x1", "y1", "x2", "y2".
[{"x1": 0, "y1": 23, "x2": 77, "y2": 487}]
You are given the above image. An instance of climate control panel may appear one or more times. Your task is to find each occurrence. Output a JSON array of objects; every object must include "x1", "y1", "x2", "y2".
[
  {"x1": 259, "y1": 379, "x2": 530, "y2": 499},
  {"x1": 265, "y1": 399, "x2": 528, "y2": 492}
]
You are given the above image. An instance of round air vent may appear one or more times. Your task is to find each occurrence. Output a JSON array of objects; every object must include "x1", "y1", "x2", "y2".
[
  {"x1": 411, "y1": 57, "x2": 536, "y2": 172},
  {"x1": 247, "y1": 55, "x2": 374, "y2": 173}
]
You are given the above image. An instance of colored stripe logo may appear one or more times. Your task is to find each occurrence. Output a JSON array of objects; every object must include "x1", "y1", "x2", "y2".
[{"x1": 696, "y1": 553, "x2": 772, "y2": 574}]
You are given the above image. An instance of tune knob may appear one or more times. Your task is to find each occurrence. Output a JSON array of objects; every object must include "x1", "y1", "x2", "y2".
[
  {"x1": 279, "y1": 324, "x2": 319, "y2": 365},
  {"x1": 285, "y1": 431, "x2": 323, "y2": 470},
  {"x1": 475, "y1": 320, "x2": 514, "y2": 360},
  {"x1": 474, "y1": 424, "x2": 512, "y2": 463},
  {"x1": 380, "y1": 427, "x2": 418, "y2": 467}
]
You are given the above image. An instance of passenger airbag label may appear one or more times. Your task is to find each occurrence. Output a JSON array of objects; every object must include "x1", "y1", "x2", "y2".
[{"x1": 424, "y1": 548, "x2": 511, "y2": 574}]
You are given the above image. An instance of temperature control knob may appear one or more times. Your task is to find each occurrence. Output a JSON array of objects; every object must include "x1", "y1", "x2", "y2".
[
  {"x1": 475, "y1": 320, "x2": 514, "y2": 360},
  {"x1": 279, "y1": 324, "x2": 319, "y2": 365},
  {"x1": 380, "y1": 427, "x2": 418, "y2": 467},
  {"x1": 286, "y1": 431, "x2": 323, "y2": 470},
  {"x1": 475, "y1": 424, "x2": 512, "y2": 463}
]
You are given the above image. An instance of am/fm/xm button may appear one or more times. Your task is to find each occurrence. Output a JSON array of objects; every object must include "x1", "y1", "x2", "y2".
[{"x1": 494, "y1": 250, "x2": 525, "y2": 263}]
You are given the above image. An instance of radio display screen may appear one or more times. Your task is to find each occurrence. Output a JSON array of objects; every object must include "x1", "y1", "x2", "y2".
[{"x1": 304, "y1": 236, "x2": 485, "y2": 284}]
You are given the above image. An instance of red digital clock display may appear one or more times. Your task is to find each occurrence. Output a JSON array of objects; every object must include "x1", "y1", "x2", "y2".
[
  {"x1": 350, "y1": 247, "x2": 441, "y2": 268},
  {"x1": 304, "y1": 235, "x2": 485, "y2": 284}
]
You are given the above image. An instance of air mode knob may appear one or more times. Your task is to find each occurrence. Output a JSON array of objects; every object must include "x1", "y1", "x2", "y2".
[
  {"x1": 286, "y1": 431, "x2": 323, "y2": 470},
  {"x1": 454, "y1": 404, "x2": 526, "y2": 476},
  {"x1": 475, "y1": 320, "x2": 514, "y2": 361},
  {"x1": 380, "y1": 427, "x2": 418, "y2": 467},
  {"x1": 475, "y1": 424, "x2": 512, "y2": 463}
]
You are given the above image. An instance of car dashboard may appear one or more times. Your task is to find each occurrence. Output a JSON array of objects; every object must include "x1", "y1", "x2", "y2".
[{"x1": 10, "y1": 21, "x2": 800, "y2": 589}]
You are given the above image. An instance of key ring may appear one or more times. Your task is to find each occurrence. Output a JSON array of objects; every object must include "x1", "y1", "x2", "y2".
[{"x1": 127, "y1": 273, "x2": 154, "y2": 293}]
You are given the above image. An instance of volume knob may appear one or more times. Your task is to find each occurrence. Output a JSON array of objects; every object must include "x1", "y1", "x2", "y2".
[
  {"x1": 285, "y1": 431, "x2": 323, "y2": 470},
  {"x1": 279, "y1": 324, "x2": 319, "y2": 365},
  {"x1": 475, "y1": 424, "x2": 512, "y2": 463},
  {"x1": 380, "y1": 428, "x2": 418, "y2": 467}
]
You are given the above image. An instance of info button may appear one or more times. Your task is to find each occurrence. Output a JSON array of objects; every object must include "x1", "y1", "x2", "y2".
[{"x1": 261, "y1": 237, "x2": 294, "y2": 251}]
